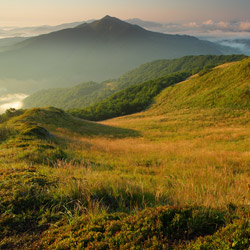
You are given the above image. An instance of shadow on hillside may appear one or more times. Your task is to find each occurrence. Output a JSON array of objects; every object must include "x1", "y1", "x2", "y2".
[
  {"x1": 12, "y1": 107, "x2": 141, "y2": 139},
  {"x1": 68, "y1": 117, "x2": 141, "y2": 138}
]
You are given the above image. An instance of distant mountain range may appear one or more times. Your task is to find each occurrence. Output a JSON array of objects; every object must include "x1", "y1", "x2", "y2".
[
  {"x1": 0, "y1": 15, "x2": 239, "y2": 95},
  {"x1": 0, "y1": 18, "x2": 163, "y2": 39},
  {"x1": 126, "y1": 18, "x2": 163, "y2": 29},
  {"x1": 0, "y1": 37, "x2": 27, "y2": 52},
  {"x1": 0, "y1": 21, "x2": 87, "y2": 39}
]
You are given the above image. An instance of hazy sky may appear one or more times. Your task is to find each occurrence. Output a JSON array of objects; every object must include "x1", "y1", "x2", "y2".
[{"x1": 1, "y1": 0, "x2": 250, "y2": 26}]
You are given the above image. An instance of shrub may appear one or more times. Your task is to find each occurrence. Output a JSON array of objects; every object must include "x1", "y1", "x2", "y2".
[
  {"x1": 0, "y1": 124, "x2": 16, "y2": 142},
  {"x1": 33, "y1": 206, "x2": 227, "y2": 249},
  {"x1": 0, "y1": 108, "x2": 25, "y2": 124}
]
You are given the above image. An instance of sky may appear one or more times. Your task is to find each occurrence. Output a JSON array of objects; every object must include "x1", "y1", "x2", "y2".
[{"x1": 0, "y1": 0, "x2": 250, "y2": 26}]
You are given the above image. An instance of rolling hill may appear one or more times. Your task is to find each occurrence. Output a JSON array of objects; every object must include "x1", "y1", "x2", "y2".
[
  {"x1": 102, "y1": 56, "x2": 250, "y2": 136},
  {"x1": 68, "y1": 73, "x2": 189, "y2": 120},
  {"x1": 0, "y1": 15, "x2": 236, "y2": 95},
  {"x1": 23, "y1": 54, "x2": 246, "y2": 110},
  {"x1": 67, "y1": 55, "x2": 248, "y2": 121},
  {"x1": 152, "y1": 57, "x2": 250, "y2": 111},
  {"x1": 0, "y1": 37, "x2": 27, "y2": 52},
  {"x1": 1, "y1": 56, "x2": 250, "y2": 249}
]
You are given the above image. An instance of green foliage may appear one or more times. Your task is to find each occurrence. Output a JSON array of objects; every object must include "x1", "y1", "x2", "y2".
[
  {"x1": 31, "y1": 206, "x2": 228, "y2": 249},
  {"x1": 23, "y1": 81, "x2": 115, "y2": 110},
  {"x1": 69, "y1": 72, "x2": 189, "y2": 121},
  {"x1": 0, "y1": 167, "x2": 58, "y2": 234},
  {"x1": 66, "y1": 55, "x2": 247, "y2": 121},
  {"x1": 185, "y1": 215, "x2": 250, "y2": 250},
  {"x1": 0, "y1": 108, "x2": 25, "y2": 124},
  {"x1": 0, "y1": 124, "x2": 16, "y2": 142},
  {"x1": 198, "y1": 65, "x2": 213, "y2": 76}
]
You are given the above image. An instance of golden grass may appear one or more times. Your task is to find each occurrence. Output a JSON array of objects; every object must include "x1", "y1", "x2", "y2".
[
  {"x1": 214, "y1": 61, "x2": 238, "y2": 69},
  {"x1": 42, "y1": 107, "x2": 250, "y2": 209},
  {"x1": 2, "y1": 105, "x2": 249, "y2": 212}
]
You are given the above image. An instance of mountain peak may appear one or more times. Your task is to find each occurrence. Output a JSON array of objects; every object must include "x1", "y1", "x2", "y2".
[
  {"x1": 75, "y1": 15, "x2": 145, "y2": 36},
  {"x1": 93, "y1": 15, "x2": 130, "y2": 27},
  {"x1": 102, "y1": 15, "x2": 113, "y2": 20}
]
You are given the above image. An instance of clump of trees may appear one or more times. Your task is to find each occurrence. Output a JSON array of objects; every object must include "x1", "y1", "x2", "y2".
[{"x1": 0, "y1": 108, "x2": 24, "y2": 124}]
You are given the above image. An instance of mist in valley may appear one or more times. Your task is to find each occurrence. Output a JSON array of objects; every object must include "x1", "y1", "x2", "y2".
[{"x1": 210, "y1": 38, "x2": 250, "y2": 56}]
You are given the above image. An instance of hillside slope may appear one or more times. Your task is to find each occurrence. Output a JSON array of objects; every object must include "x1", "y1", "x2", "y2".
[
  {"x1": 114, "y1": 54, "x2": 246, "y2": 89},
  {"x1": 23, "y1": 55, "x2": 246, "y2": 110},
  {"x1": 69, "y1": 73, "x2": 188, "y2": 121},
  {"x1": 67, "y1": 56, "x2": 248, "y2": 121},
  {"x1": 102, "y1": 57, "x2": 250, "y2": 143},
  {"x1": 6, "y1": 107, "x2": 138, "y2": 139},
  {"x1": 152, "y1": 57, "x2": 250, "y2": 112}
]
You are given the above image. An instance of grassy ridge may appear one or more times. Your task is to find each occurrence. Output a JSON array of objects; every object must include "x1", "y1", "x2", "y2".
[
  {"x1": 0, "y1": 107, "x2": 138, "y2": 165},
  {"x1": 8, "y1": 107, "x2": 138, "y2": 138},
  {"x1": 152, "y1": 57, "x2": 250, "y2": 111}
]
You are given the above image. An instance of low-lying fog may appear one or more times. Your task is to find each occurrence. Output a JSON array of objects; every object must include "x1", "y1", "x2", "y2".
[{"x1": 0, "y1": 91, "x2": 28, "y2": 114}]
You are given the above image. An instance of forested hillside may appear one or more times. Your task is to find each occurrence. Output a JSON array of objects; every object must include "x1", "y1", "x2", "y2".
[
  {"x1": 23, "y1": 54, "x2": 246, "y2": 110},
  {"x1": 68, "y1": 55, "x2": 248, "y2": 121},
  {"x1": 69, "y1": 73, "x2": 188, "y2": 120}
]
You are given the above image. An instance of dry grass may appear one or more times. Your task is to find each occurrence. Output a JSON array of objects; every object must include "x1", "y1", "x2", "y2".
[
  {"x1": 1, "y1": 105, "x2": 250, "y2": 250},
  {"x1": 42, "y1": 107, "x2": 250, "y2": 209}
]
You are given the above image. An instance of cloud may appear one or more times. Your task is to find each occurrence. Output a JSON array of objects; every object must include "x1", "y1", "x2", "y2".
[
  {"x1": 0, "y1": 93, "x2": 28, "y2": 114},
  {"x1": 0, "y1": 19, "x2": 250, "y2": 40},
  {"x1": 144, "y1": 20, "x2": 250, "y2": 39},
  {"x1": 184, "y1": 22, "x2": 199, "y2": 28},
  {"x1": 217, "y1": 21, "x2": 230, "y2": 29},
  {"x1": 203, "y1": 20, "x2": 214, "y2": 25},
  {"x1": 239, "y1": 22, "x2": 250, "y2": 31}
]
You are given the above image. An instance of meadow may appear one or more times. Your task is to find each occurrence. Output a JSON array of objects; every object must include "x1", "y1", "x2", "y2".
[{"x1": 1, "y1": 58, "x2": 250, "y2": 249}]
